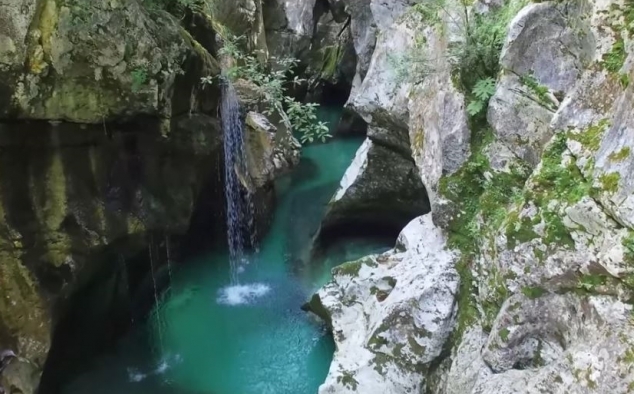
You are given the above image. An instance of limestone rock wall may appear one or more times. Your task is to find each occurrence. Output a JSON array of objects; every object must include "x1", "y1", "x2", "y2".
[{"x1": 310, "y1": 0, "x2": 634, "y2": 393}]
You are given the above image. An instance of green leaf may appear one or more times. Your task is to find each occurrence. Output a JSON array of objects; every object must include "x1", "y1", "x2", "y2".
[
  {"x1": 472, "y1": 78, "x2": 497, "y2": 101},
  {"x1": 467, "y1": 100, "x2": 484, "y2": 116}
]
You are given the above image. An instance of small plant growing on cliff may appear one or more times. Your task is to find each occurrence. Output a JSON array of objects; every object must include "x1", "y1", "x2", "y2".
[
  {"x1": 207, "y1": 35, "x2": 330, "y2": 144},
  {"x1": 466, "y1": 77, "x2": 496, "y2": 116},
  {"x1": 131, "y1": 67, "x2": 148, "y2": 92}
]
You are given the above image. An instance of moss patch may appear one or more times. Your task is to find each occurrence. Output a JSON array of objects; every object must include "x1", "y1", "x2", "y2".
[
  {"x1": 599, "y1": 172, "x2": 621, "y2": 193},
  {"x1": 568, "y1": 119, "x2": 610, "y2": 152},
  {"x1": 608, "y1": 147, "x2": 631, "y2": 162}
]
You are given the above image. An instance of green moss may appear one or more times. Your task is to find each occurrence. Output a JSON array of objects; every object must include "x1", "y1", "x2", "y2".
[
  {"x1": 499, "y1": 327, "x2": 510, "y2": 342},
  {"x1": 623, "y1": 231, "x2": 634, "y2": 265},
  {"x1": 542, "y1": 210, "x2": 575, "y2": 248},
  {"x1": 332, "y1": 258, "x2": 376, "y2": 277},
  {"x1": 568, "y1": 119, "x2": 610, "y2": 152},
  {"x1": 602, "y1": 38, "x2": 627, "y2": 74},
  {"x1": 599, "y1": 172, "x2": 621, "y2": 193},
  {"x1": 505, "y1": 214, "x2": 539, "y2": 249},
  {"x1": 319, "y1": 45, "x2": 344, "y2": 79},
  {"x1": 336, "y1": 371, "x2": 359, "y2": 390},
  {"x1": 481, "y1": 270, "x2": 510, "y2": 330},
  {"x1": 609, "y1": 147, "x2": 631, "y2": 162},
  {"x1": 533, "y1": 133, "x2": 592, "y2": 205},
  {"x1": 440, "y1": 124, "x2": 529, "y2": 341},
  {"x1": 521, "y1": 286, "x2": 547, "y2": 299}
]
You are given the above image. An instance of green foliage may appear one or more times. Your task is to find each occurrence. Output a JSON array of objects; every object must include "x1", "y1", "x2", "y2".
[
  {"x1": 452, "y1": 0, "x2": 528, "y2": 119},
  {"x1": 602, "y1": 38, "x2": 626, "y2": 74},
  {"x1": 131, "y1": 67, "x2": 148, "y2": 92},
  {"x1": 388, "y1": 36, "x2": 432, "y2": 84},
  {"x1": 467, "y1": 77, "x2": 496, "y2": 116},
  {"x1": 440, "y1": 125, "x2": 530, "y2": 337},
  {"x1": 519, "y1": 73, "x2": 557, "y2": 109},
  {"x1": 210, "y1": 35, "x2": 331, "y2": 144},
  {"x1": 521, "y1": 286, "x2": 547, "y2": 299},
  {"x1": 623, "y1": 231, "x2": 634, "y2": 265},
  {"x1": 599, "y1": 172, "x2": 621, "y2": 193}
]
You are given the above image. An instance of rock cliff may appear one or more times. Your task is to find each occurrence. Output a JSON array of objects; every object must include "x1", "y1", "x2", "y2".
[{"x1": 309, "y1": 0, "x2": 634, "y2": 393}]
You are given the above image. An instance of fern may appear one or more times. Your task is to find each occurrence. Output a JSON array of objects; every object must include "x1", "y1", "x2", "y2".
[
  {"x1": 472, "y1": 78, "x2": 496, "y2": 101},
  {"x1": 466, "y1": 100, "x2": 485, "y2": 116},
  {"x1": 466, "y1": 77, "x2": 497, "y2": 116}
]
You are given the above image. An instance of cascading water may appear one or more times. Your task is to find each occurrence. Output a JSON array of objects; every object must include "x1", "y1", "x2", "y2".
[{"x1": 220, "y1": 79, "x2": 255, "y2": 284}]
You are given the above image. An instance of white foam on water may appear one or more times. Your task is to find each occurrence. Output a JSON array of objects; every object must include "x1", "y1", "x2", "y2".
[
  {"x1": 127, "y1": 369, "x2": 146, "y2": 382},
  {"x1": 127, "y1": 353, "x2": 183, "y2": 383},
  {"x1": 216, "y1": 283, "x2": 271, "y2": 306}
]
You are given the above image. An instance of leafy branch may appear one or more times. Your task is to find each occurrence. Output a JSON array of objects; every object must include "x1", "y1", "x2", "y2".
[{"x1": 204, "y1": 35, "x2": 330, "y2": 144}]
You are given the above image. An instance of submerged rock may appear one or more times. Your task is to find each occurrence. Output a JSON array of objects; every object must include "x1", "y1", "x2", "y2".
[{"x1": 309, "y1": 214, "x2": 459, "y2": 393}]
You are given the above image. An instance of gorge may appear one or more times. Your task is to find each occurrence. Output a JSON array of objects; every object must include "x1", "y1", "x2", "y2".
[{"x1": 2, "y1": 0, "x2": 634, "y2": 394}]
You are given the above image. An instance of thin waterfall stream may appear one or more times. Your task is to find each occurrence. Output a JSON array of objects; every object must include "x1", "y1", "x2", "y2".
[{"x1": 220, "y1": 80, "x2": 254, "y2": 283}]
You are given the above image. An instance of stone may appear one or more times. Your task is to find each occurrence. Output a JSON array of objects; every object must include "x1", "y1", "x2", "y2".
[
  {"x1": 475, "y1": 293, "x2": 634, "y2": 393},
  {"x1": 244, "y1": 111, "x2": 301, "y2": 190},
  {"x1": 487, "y1": 1, "x2": 595, "y2": 167},
  {"x1": 309, "y1": 214, "x2": 459, "y2": 394},
  {"x1": 346, "y1": 12, "x2": 416, "y2": 131},
  {"x1": 319, "y1": 137, "x2": 429, "y2": 239},
  {"x1": 406, "y1": 3, "x2": 470, "y2": 208},
  {"x1": 0, "y1": 357, "x2": 39, "y2": 394},
  {"x1": 0, "y1": 116, "x2": 223, "y2": 392}
]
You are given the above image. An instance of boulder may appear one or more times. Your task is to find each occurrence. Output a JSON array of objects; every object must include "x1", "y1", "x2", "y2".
[
  {"x1": 471, "y1": 294, "x2": 634, "y2": 393},
  {"x1": 309, "y1": 214, "x2": 459, "y2": 394},
  {"x1": 244, "y1": 111, "x2": 301, "y2": 190},
  {"x1": 342, "y1": 0, "x2": 418, "y2": 95},
  {"x1": 487, "y1": 1, "x2": 594, "y2": 167},
  {"x1": 263, "y1": 0, "x2": 317, "y2": 64},
  {"x1": 319, "y1": 137, "x2": 429, "y2": 239}
]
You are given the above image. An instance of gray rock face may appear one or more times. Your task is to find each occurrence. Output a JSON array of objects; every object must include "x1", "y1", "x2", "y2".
[
  {"x1": 340, "y1": 0, "x2": 418, "y2": 95},
  {"x1": 407, "y1": 3, "x2": 470, "y2": 207},
  {"x1": 310, "y1": 215, "x2": 459, "y2": 394},
  {"x1": 0, "y1": 0, "x2": 219, "y2": 124},
  {"x1": 264, "y1": 0, "x2": 316, "y2": 60},
  {"x1": 0, "y1": 115, "x2": 223, "y2": 393},
  {"x1": 488, "y1": 1, "x2": 595, "y2": 167},
  {"x1": 320, "y1": 138, "x2": 429, "y2": 236},
  {"x1": 451, "y1": 294, "x2": 634, "y2": 394},
  {"x1": 315, "y1": 1, "x2": 634, "y2": 393},
  {"x1": 347, "y1": 10, "x2": 415, "y2": 129},
  {"x1": 244, "y1": 111, "x2": 301, "y2": 189}
]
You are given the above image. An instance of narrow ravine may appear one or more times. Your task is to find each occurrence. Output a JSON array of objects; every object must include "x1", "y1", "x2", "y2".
[{"x1": 61, "y1": 107, "x2": 392, "y2": 394}]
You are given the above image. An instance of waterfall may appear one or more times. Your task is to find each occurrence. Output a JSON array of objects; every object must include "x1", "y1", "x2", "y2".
[
  {"x1": 220, "y1": 79, "x2": 255, "y2": 284},
  {"x1": 148, "y1": 234, "x2": 164, "y2": 353}
]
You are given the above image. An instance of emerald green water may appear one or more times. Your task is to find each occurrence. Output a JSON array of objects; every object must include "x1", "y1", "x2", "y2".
[{"x1": 62, "y1": 109, "x2": 392, "y2": 394}]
